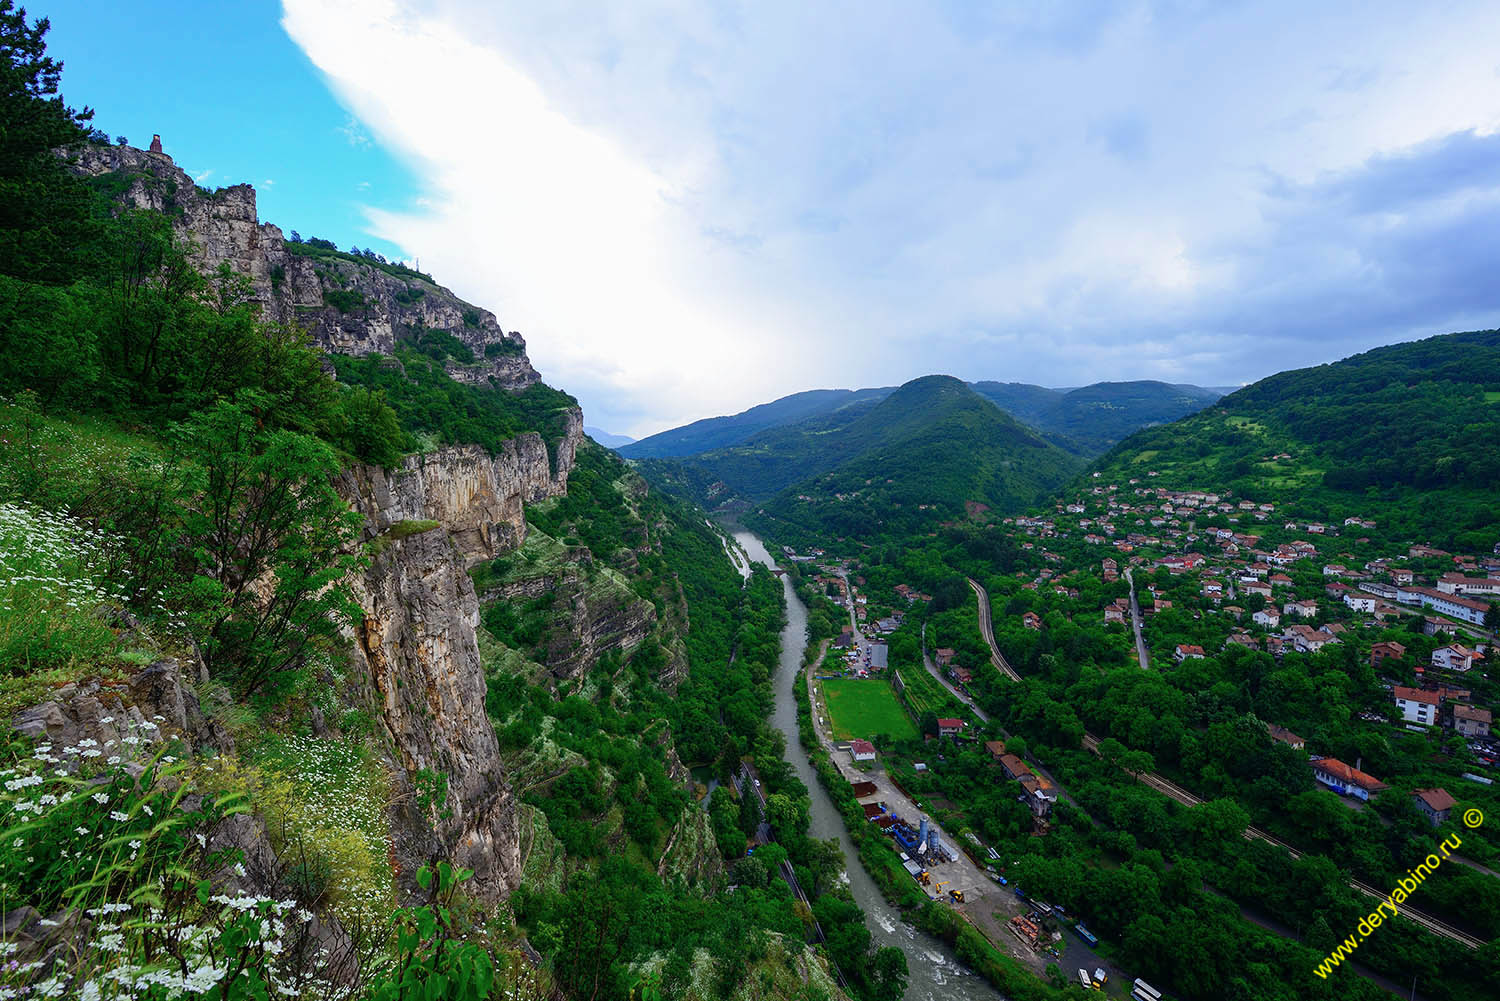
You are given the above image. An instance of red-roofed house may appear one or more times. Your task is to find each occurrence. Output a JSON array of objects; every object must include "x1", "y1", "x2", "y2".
[
  {"x1": 1414, "y1": 788, "x2": 1456, "y2": 827},
  {"x1": 1174, "y1": 644, "x2": 1206, "y2": 662},
  {"x1": 1266, "y1": 724, "x2": 1306, "y2": 750},
  {"x1": 1311, "y1": 757, "x2": 1388, "y2": 800},
  {"x1": 1022, "y1": 611, "x2": 1042, "y2": 630},
  {"x1": 998, "y1": 754, "x2": 1032, "y2": 781},
  {"x1": 937, "y1": 718, "x2": 966, "y2": 739},
  {"x1": 1432, "y1": 645, "x2": 1481, "y2": 673},
  {"x1": 1453, "y1": 704, "x2": 1492, "y2": 738},
  {"x1": 850, "y1": 739, "x2": 876, "y2": 762},
  {"x1": 1394, "y1": 686, "x2": 1440, "y2": 726},
  {"x1": 1370, "y1": 641, "x2": 1406, "y2": 668}
]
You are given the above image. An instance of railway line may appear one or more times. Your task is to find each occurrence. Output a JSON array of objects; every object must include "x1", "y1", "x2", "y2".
[{"x1": 973, "y1": 578, "x2": 1484, "y2": 951}]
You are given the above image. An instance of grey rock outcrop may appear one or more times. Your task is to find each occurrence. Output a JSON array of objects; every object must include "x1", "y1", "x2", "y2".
[
  {"x1": 71, "y1": 143, "x2": 539, "y2": 390},
  {"x1": 333, "y1": 416, "x2": 582, "y2": 899}
]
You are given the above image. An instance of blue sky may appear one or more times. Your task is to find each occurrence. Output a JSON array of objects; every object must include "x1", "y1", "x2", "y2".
[
  {"x1": 42, "y1": 0, "x2": 419, "y2": 263},
  {"x1": 37, "y1": 1, "x2": 1500, "y2": 437}
]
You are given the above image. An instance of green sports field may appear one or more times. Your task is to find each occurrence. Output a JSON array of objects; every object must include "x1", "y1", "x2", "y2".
[{"x1": 820, "y1": 679, "x2": 917, "y2": 742}]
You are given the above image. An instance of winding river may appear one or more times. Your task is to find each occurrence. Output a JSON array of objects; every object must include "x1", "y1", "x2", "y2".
[{"x1": 729, "y1": 529, "x2": 1002, "y2": 1001}]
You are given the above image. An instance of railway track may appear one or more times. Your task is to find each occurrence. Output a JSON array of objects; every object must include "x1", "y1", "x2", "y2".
[{"x1": 975, "y1": 581, "x2": 1485, "y2": 951}]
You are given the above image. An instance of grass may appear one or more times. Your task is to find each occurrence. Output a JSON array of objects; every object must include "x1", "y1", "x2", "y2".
[
  {"x1": 1225, "y1": 415, "x2": 1266, "y2": 433},
  {"x1": 1484, "y1": 391, "x2": 1500, "y2": 404},
  {"x1": 895, "y1": 665, "x2": 970, "y2": 721},
  {"x1": 241, "y1": 734, "x2": 395, "y2": 929},
  {"x1": 821, "y1": 678, "x2": 917, "y2": 741}
]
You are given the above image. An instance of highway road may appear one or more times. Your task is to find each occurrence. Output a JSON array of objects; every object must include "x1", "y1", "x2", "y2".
[
  {"x1": 969, "y1": 578, "x2": 1484, "y2": 952},
  {"x1": 1123, "y1": 568, "x2": 1151, "y2": 670}
]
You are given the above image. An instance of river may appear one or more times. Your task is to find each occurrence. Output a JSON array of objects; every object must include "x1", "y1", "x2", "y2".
[{"x1": 730, "y1": 529, "x2": 1003, "y2": 1001}]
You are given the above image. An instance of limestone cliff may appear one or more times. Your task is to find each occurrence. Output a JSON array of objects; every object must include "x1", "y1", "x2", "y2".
[
  {"x1": 334, "y1": 415, "x2": 583, "y2": 898},
  {"x1": 72, "y1": 141, "x2": 539, "y2": 390}
]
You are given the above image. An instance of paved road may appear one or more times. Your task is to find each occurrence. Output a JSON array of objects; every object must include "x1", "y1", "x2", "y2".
[
  {"x1": 968, "y1": 576, "x2": 1483, "y2": 952},
  {"x1": 972, "y1": 576, "x2": 1488, "y2": 954},
  {"x1": 921, "y1": 623, "x2": 990, "y2": 724},
  {"x1": 1123, "y1": 568, "x2": 1151, "y2": 670},
  {"x1": 807, "y1": 674, "x2": 1053, "y2": 977}
]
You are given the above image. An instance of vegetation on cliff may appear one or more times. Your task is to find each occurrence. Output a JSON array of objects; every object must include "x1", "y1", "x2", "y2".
[{"x1": 0, "y1": 8, "x2": 894, "y2": 998}]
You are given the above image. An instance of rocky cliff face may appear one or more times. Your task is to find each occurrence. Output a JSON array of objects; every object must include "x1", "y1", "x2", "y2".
[
  {"x1": 334, "y1": 416, "x2": 583, "y2": 899},
  {"x1": 480, "y1": 558, "x2": 658, "y2": 680},
  {"x1": 72, "y1": 142, "x2": 539, "y2": 390}
]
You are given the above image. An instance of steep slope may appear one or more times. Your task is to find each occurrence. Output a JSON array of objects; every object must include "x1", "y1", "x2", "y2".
[
  {"x1": 643, "y1": 376, "x2": 1082, "y2": 547},
  {"x1": 1090, "y1": 328, "x2": 1500, "y2": 548},
  {"x1": 620, "y1": 386, "x2": 895, "y2": 458},
  {"x1": 1, "y1": 66, "x2": 880, "y2": 991},
  {"x1": 73, "y1": 141, "x2": 540, "y2": 390}
]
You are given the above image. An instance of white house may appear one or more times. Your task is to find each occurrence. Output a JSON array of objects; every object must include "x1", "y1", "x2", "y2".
[
  {"x1": 1431, "y1": 645, "x2": 1480, "y2": 673},
  {"x1": 1394, "y1": 686, "x2": 1440, "y2": 726},
  {"x1": 1343, "y1": 593, "x2": 1376, "y2": 614},
  {"x1": 850, "y1": 739, "x2": 877, "y2": 763},
  {"x1": 1252, "y1": 608, "x2": 1281, "y2": 628}
]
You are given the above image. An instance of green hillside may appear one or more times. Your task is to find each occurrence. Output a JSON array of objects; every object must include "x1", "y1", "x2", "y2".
[
  {"x1": 647, "y1": 375, "x2": 1083, "y2": 546},
  {"x1": 629, "y1": 378, "x2": 1222, "y2": 462},
  {"x1": 1091, "y1": 329, "x2": 1500, "y2": 548},
  {"x1": 972, "y1": 379, "x2": 1222, "y2": 453},
  {"x1": 619, "y1": 386, "x2": 894, "y2": 458}
]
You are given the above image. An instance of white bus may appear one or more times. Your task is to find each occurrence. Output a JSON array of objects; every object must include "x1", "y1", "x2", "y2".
[
  {"x1": 1132, "y1": 978, "x2": 1162, "y2": 1001},
  {"x1": 1079, "y1": 969, "x2": 1093, "y2": 989}
]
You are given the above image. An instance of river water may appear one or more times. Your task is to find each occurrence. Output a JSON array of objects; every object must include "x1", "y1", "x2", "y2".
[{"x1": 730, "y1": 529, "x2": 1002, "y2": 1001}]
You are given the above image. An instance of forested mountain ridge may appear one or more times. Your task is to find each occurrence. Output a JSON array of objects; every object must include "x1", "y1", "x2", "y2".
[
  {"x1": 0, "y1": 9, "x2": 890, "y2": 998},
  {"x1": 986, "y1": 379, "x2": 1223, "y2": 454},
  {"x1": 641, "y1": 375, "x2": 1084, "y2": 548},
  {"x1": 1089, "y1": 328, "x2": 1500, "y2": 548},
  {"x1": 627, "y1": 377, "x2": 1222, "y2": 460},
  {"x1": 620, "y1": 386, "x2": 897, "y2": 458}
]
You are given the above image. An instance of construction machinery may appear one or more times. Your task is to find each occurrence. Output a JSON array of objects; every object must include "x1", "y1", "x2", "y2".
[{"x1": 948, "y1": 888, "x2": 964, "y2": 903}]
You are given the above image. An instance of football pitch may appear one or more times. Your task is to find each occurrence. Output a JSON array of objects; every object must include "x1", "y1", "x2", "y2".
[{"x1": 820, "y1": 678, "x2": 917, "y2": 742}]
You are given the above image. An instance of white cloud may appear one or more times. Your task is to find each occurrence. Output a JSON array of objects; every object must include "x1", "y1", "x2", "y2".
[
  {"x1": 281, "y1": 0, "x2": 1500, "y2": 436},
  {"x1": 337, "y1": 114, "x2": 372, "y2": 150}
]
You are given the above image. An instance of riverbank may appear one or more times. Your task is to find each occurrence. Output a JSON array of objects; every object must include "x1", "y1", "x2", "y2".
[
  {"x1": 731, "y1": 523, "x2": 1075, "y2": 1001},
  {"x1": 793, "y1": 631, "x2": 1088, "y2": 1001},
  {"x1": 732, "y1": 529, "x2": 996, "y2": 1001}
]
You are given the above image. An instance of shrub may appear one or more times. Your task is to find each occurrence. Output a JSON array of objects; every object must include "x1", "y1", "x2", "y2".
[{"x1": 324, "y1": 288, "x2": 366, "y2": 313}]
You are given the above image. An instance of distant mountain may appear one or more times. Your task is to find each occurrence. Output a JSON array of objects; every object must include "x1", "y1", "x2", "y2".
[
  {"x1": 1091, "y1": 329, "x2": 1500, "y2": 549},
  {"x1": 627, "y1": 379, "x2": 1222, "y2": 461},
  {"x1": 619, "y1": 387, "x2": 895, "y2": 459},
  {"x1": 584, "y1": 426, "x2": 635, "y2": 449},
  {"x1": 971, "y1": 380, "x2": 1222, "y2": 454},
  {"x1": 642, "y1": 375, "x2": 1083, "y2": 546}
]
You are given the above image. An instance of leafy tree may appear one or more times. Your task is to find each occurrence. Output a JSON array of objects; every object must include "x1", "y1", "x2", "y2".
[
  {"x1": 0, "y1": 0, "x2": 102, "y2": 284},
  {"x1": 872, "y1": 946, "x2": 909, "y2": 998},
  {"x1": 175, "y1": 399, "x2": 364, "y2": 697},
  {"x1": 918, "y1": 710, "x2": 939, "y2": 738}
]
